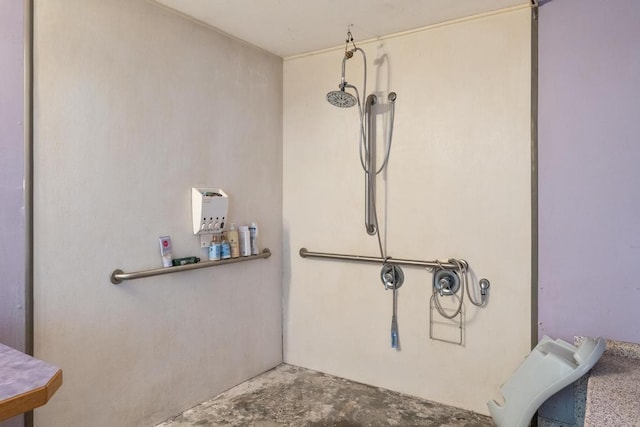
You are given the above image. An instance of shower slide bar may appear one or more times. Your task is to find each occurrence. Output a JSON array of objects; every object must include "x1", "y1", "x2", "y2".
[
  {"x1": 110, "y1": 248, "x2": 271, "y2": 284},
  {"x1": 299, "y1": 248, "x2": 465, "y2": 270}
]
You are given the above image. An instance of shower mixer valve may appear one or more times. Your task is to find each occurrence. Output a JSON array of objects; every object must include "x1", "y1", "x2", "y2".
[
  {"x1": 433, "y1": 269, "x2": 461, "y2": 296},
  {"x1": 380, "y1": 264, "x2": 404, "y2": 290}
]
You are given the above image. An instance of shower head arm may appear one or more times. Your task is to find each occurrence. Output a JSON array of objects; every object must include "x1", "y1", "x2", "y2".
[
  {"x1": 339, "y1": 55, "x2": 348, "y2": 89},
  {"x1": 339, "y1": 47, "x2": 367, "y2": 91}
]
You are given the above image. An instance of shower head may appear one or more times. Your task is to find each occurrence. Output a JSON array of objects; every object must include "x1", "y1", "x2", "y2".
[
  {"x1": 327, "y1": 89, "x2": 357, "y2": 108},
  {"x1": 326, "y1": 50, "x2": 360, "y2": 108}
]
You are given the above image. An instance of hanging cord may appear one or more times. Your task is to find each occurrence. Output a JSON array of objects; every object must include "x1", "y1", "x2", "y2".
[
  {"x1": 356, "y1": 66, "x2": 395, "y2": 244},
  {"x1": 344, "y1": 29, "x2": 395, "y2": 244},
  {"x1": 429, "y1": 259, "x2": 486, "y2": 316},
  {"x1": 354, "y1": 47, "x2": 368, "y2": 174},
  {"x1": 359, "y1": 97, "x2": 396, "y2": 176},
  {"x1": 370, "y1": 178, "x2": 385, "y2": 258},
  {"x1": 429, "y1": 259, "x2": 466, "y2": 319},
  {"x1": 466, "y1": 273, "x2": 487, "y2": 307},
  {"x1": 345, "y1": 28, "x2": 399, "y2": 350},
  {"x1": 346, "y1": 28, "x2": 394, "y2": 177}
]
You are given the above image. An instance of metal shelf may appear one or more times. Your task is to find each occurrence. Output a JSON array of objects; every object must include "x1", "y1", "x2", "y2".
[{"x1": 110, "y1": 248, "x2": 271, "y2": 284}]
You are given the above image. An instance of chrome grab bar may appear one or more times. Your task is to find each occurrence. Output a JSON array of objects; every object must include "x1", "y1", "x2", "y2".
[
  {"x1": 299, "y1": 247, "x2": 465, "y2": 270},
  {"x1": 110, "y1": 248, "x2": 271, "y2": 284},
  {"x1": 364, "y1": 93, "x2": 377, "y2": 235}
]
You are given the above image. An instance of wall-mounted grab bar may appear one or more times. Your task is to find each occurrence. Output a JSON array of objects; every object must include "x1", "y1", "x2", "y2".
[
  {"x1": 299, "y1": 247, "x2": 465, "y2": 270},
  {"x1": 364, "y1": 94, "x2": 377, "y2": 235},
  {"x1": 110, "y1": 248, "x2": 271, "y2": 284}
]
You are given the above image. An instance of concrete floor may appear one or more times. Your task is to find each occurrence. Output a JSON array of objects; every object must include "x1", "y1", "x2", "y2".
[{"x1": 156, "y1": 364, "x2": 493, "y2": 427}]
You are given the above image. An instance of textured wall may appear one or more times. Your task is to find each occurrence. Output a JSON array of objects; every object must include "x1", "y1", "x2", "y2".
[
  {"x1": 538, "y1": 0, "x2": 640, "y2": 343},
  {"x1": 283, "y1": 8, "x2": 532, "y2": 415},
  {"x1": 33, "y1": 1, "x2": 282, "y2": 425}
]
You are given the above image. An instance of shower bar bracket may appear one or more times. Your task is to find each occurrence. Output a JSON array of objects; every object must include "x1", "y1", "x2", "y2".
[
  {"x1": 110, "y1": 248, "x2": 271, "y2": 284},
  {"x1": 299, "y1": 248, "x2": 466, "y2": 270}
]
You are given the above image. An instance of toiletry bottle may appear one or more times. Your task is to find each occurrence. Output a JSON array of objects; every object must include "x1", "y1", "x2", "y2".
[
  {"x1": 209, "y1": 233, "x2": 221, "y2": 261},
  {"x1": 249, "y1": 222, "x2": 259, "y2": 255},
  {"x1": 228, "y1": 223, "x2": 240, "y2": 258},
  {"x1": 238, "y1": 225, "x2": 251, "y2": 257},
  {"x1": 159, "y1": 236, "x2": 173, "y2": 267},
  {"x1": 221, "y1": 233, "x2": 231, "y2": 260}
]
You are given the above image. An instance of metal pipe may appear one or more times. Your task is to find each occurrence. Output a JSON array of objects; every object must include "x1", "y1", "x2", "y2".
[
  {"x1": 299, "y1": 247, "x2": 465, "y2": 270},
  {"x1": 25, "y1": 2, "x2": 35, "y2": 426},
  {"x1": 530, "y1": 1, "x2": 539, "y2": 351},
  {"x1": 339, "y1": 54, "x2": 347, "y2": 89},
  {"x1": 111, "y1": 248, "x2": 271, "y2": 285},
  {"x1": 25, "y1": 0, "x2": 34, "y2": 359}
]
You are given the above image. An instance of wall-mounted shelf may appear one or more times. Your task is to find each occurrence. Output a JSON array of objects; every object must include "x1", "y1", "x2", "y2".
[{"x1": 110, "y1": 248, "x2": 271, "y2": 284}]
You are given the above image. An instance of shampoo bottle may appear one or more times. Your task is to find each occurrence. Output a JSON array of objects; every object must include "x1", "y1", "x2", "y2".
[
  {"x1": 228, "y1": 223, "x2": 240, "y2": 258},
  {"x1": 221, "y1": 233, "x2": 231, "y2": 260},
  {"x1": 209, "y1": 233, "x2": 221, "y2": 261}
]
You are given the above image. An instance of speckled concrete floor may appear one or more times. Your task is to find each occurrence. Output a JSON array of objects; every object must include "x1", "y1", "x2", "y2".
[{"x1": 156, "y1": 364, "x2": 493, "y2": 427}]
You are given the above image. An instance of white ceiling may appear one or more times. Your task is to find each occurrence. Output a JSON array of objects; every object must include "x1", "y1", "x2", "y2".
[{"x1": 152, "y1": 0, "x2": 528, "y2": 58}]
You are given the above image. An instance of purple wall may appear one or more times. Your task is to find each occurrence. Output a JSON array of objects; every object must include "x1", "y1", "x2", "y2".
[
  {"x1": 0, "y1": 0, "x2": 26, "y2": 351},
  {"x1": 539, "y1": 0, "x2": 640, "y2": 343},
  {"x1": 0, "y1": 2, "x2": 26, "y2": 427}
]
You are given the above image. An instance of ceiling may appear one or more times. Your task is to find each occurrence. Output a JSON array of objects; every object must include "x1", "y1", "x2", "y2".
[{"x1": 152, "y1": 0, "x2": 528, "y2": 58}]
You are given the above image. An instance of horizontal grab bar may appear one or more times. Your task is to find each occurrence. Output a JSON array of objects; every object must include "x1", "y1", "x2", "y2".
[
  {"x1": 299, "y1": 248, "x2": 465, "y2": 270},
  {"x1": 110, "y1": 248, "x2": 271, "y2": 284}
]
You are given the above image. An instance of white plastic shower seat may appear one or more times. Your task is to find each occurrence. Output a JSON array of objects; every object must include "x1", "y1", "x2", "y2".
[{"x1": 487, "y1": 335, "x2": 605, "y2": 427}]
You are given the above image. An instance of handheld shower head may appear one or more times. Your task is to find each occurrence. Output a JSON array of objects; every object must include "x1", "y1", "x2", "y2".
[{"x1": 326, "y1": 89, "x2": 357, "y2": 108}]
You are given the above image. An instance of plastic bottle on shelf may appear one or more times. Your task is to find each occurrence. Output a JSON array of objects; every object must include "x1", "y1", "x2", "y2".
[
  {"x1": 221, "y1": 233, "x2": 231, "y2": 259},
  {"x1": 238, "y1": 225, "x2": 251, "y2": 257},
  {"x1": 249, "y1": 222, "x2": 259, "y2": 255},
  {"x1": 209, "y1": 233, "x2": 221, "y2": 261},
  {"x1": 228, "y1": 223, "x2": 240, "y2": 258}
]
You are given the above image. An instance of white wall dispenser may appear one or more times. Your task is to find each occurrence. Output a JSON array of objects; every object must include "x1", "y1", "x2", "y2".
[{"x1": 192, "y1": 188, "x2": 228, "y2": 247}]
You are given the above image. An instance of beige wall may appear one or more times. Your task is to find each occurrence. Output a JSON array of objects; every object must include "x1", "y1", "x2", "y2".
[
  {"x1": 32, "y1": 1, "x2": 532, "y2": 423},
  {"x1": 33, "y1": 1, "x2": 282, "y2": 425},
  {"x1": 283, "y1": 8, "x2": 532, "y2": 414}
]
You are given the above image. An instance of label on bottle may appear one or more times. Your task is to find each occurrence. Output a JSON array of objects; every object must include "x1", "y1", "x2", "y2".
[
  {"x1": 221, "y1": 242, "x2": 231, "y2": 259},
  {"x1": 209, "y1": 243, "x2": 221, "y2": 261},
  {"x1": 228, "y1": 229, "x2": 240, "y2": 258}
]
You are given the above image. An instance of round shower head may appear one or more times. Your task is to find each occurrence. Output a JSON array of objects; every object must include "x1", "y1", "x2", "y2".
[{"x1": 326, "y1": 90, "x2": 357, "y2": 108}]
